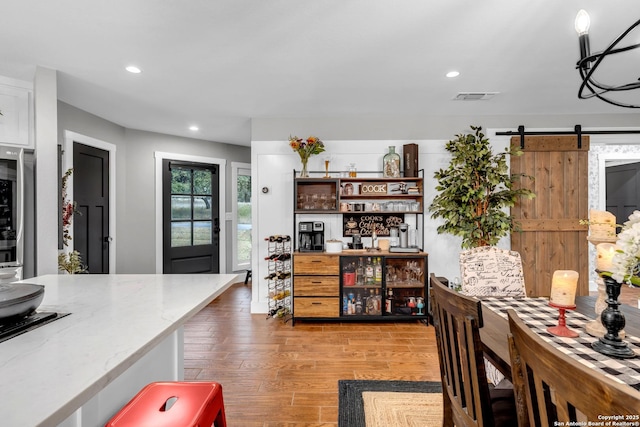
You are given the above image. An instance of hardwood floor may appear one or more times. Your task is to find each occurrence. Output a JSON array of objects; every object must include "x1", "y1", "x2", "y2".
[
  {"x1": 183, "y1": 283, "x2": 440, "y2": 426},
  {"x1": 184, "y1": 282, "x2": 640, "y2": 426}
]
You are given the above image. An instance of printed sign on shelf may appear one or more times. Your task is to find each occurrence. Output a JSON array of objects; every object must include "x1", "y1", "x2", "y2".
[{"x1": 343, "y1": 213, "x2": 405, "y2": 237}]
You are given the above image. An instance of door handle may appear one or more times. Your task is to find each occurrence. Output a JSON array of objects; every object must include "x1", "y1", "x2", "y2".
[
  {"x1": 104, "y1": 236, "x2": 113, "y2": 243},
  {"x1": 213, "y1": 218, "x2": 221, "y2": 234}
]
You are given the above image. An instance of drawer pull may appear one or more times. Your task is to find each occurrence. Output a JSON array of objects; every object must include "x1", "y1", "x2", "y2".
[
  {"x1": 311, "y1": 260, "x2": 322, "y2": 263},
  {"x1": 311, "y1": 281, "x2": 322, "y2": 284},
  {"x1": 311, "y1": 302, "x2": 322, "y2": 305}
]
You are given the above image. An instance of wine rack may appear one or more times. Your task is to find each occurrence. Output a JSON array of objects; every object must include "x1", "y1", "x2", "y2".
[{"x1": 265, "y1": 235, "x2": 292, "y2": 322}]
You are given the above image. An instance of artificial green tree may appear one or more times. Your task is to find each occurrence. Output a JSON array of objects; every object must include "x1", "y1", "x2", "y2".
[{"x1": 429, "y1": 125, "x2": 535, "y2": 249}]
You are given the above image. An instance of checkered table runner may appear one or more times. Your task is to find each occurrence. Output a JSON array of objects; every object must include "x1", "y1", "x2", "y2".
[{"x1": 480, "y1": 297, "x2": 640, "y2": 392}]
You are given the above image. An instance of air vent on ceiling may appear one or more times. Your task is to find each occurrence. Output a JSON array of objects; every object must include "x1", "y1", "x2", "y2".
[{"x1": 453, "y1": 92, "x2": 499, "y2": 101}]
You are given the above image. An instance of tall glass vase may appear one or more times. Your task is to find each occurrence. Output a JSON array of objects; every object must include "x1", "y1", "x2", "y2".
[
  {"x1": 383, "y1": 146, "x2": 400, "y2": 178},
  {"x1": 299, "y1": 156, "x2": 309, "y2": 178}
]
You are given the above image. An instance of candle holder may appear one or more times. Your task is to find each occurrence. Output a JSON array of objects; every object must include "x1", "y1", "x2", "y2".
[
  {"x1": 547, "y1": 302, "x2": 579, "y2": 337},
  {"x1": 586, "y1": 272, "x2": 625, "y2": 338},
  {"x1": 592, "y1": 276, "x2": 636, "y2": 359}
]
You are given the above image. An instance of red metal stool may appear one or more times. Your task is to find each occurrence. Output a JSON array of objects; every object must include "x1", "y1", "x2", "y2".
[{"x1": 105, "y1": 381, "x2": 227, "y2": 427}]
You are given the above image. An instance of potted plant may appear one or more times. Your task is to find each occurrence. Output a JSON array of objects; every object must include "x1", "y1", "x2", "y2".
[{"x1": 429, "y1": 125, "x2": 535, "y2": 248}]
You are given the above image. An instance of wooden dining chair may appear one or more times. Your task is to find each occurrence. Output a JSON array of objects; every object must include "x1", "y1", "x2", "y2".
[
  {"x1": 507, "y1": 309, "x2": 640, "y2": 427},
  {"x1": 430, "y1": 274, "x2": 518, "y2": 427}
]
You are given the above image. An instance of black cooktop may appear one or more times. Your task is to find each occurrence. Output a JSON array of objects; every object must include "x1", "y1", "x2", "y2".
[{"x1": 0, "y1": 312, "x2": 70, "y2": 343}]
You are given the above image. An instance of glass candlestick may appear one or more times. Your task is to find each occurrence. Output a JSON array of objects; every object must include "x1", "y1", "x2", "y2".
[{"x1": 324, "y1": 157, "x2": 330, "y2": 178}]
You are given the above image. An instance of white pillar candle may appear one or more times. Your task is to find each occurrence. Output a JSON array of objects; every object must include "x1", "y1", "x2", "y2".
[
  {"x1": 596, "y1": 243, "x2": 617, "y2": 272},
  {"x1": 550, "y1": 270, "x2": 579, "y2": 307},
  {"x1": 589, "y1": 209, "x2": 616, "y2": 240}
]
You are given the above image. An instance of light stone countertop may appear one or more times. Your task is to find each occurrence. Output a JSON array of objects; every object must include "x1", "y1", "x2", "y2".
[{"x1": 0, "y1": 273, "x2": 238, "y2": 427}]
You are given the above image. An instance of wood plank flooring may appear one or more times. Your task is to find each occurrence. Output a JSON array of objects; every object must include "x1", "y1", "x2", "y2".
[
  {"x1": 184, "y1": 282, "x2": 640, "y2": 426},
  {"x1": 183, "y1": 283, "x2": 440, "y2": 426}
]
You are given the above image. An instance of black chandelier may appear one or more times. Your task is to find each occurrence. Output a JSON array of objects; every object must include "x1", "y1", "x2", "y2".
[{"x1": 575, "y1": 10, "x2": 640, "y2": 108}]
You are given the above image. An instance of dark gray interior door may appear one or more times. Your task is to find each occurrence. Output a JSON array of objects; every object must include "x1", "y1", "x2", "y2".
[
  {"x1": 73, "y1": 142, "x2": 109, "y2": 274},
  {"x1": 606, "y1": 162, "x2": 640, "y2": 229},
  {"x1": 162, "y1": 159, "x2": 220, "y2": 274}
]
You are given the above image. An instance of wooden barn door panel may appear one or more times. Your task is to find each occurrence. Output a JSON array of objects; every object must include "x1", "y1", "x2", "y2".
[{"x1": 510, "y1": 136, "x2": 589, "y2": 297}]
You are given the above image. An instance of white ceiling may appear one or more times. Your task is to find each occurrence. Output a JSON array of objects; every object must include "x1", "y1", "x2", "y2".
[{"x1": 2, "y1": 1, "x2": 639, "y2": 147}]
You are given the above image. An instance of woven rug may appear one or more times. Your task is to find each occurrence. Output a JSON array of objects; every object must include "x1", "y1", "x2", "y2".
[{"x1": 338, "y1": 380, "x2": 443, "y2": 427}]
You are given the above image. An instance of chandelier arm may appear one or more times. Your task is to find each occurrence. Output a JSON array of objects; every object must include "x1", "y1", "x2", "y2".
[{"x1": 578, "y1": 67, "x2": 640, "y2": 108}]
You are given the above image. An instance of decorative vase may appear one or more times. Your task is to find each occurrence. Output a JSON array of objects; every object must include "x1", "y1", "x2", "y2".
[
  {"x1": 383, "y1": 146, "x2": 400, "y2": 178},
  {"x1": 299, "y1": 156, "x2": 309, "y2": 178}
]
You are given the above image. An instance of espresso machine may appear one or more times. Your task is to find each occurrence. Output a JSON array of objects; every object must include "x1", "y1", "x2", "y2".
[{"x1": 298, "y1": 221, "x2": 324, "y2": 252}]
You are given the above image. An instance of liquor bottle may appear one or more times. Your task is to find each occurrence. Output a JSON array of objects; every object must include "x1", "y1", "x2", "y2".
[
  {"x1": 386, "y1": 288, "x2": 394, "y2": 314},
  {"x1": 355, "y1": 292, "x2": 363, "y2": 314},
  {"x1": 366, "y1": 289, "x2": 376, "y2": 314},
  {"x1": 356, "y1": 258, "x2": 365, "y2": 285},
  {"x1": 365, "y1": 257, "x2": 374, "y2": 285},
  {"x1": 374, "y1": 257, "x2": 383, "y2": 285},
  {"x1": 371, "y1": 227, "x2": 378, "y2": 249},
  {"x1": 374, "y1": 288, "x2": 382, "y2": 315}
]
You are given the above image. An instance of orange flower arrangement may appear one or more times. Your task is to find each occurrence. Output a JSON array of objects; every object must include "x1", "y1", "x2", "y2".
[{"x1": 288, "y1": 135, "x2": 325, "y2": 177}]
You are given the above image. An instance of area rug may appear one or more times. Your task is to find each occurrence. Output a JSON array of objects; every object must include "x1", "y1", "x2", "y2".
[{"x1": 338, "y1": 380, "x2": 443, "y2": 427}]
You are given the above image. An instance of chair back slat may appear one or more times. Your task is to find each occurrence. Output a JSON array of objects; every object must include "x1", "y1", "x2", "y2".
[
  {"x1": 507, "y1": 309, "x2": 640, "y2": 426},
  {"x1": 431, "y1": 274, "x2": 496, "y2": 427}
]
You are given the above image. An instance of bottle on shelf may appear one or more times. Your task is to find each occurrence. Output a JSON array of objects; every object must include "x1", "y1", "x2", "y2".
[
  {"x1": 371, "y1": 227, "x2": 378, "y2": 249},
  {"x1": 386, "y1": 288, "x2": 394, "y2": 314},
  {"x1": 264, "y1": 253, "x2": 291, "y2": 261},
  {"x1": 374, "y1": 257, "x2": 383, "y2": 285},
  {"x1": 356, "y1": 257, "x2": 365, "y2": 286},
  {"x1": 365, "y1": 257, "x2": 374, "y2": 285},
  {"x1": 355, "y1": 292, "x2": 363, "y2": 314},
  {"x1": 265, "y1": 235, "x2": 291, "y2": 242}
]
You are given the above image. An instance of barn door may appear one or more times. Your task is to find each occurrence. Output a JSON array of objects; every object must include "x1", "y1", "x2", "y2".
[{"x1": 510, "y1": 135, "x2": 590, "y2": 297}]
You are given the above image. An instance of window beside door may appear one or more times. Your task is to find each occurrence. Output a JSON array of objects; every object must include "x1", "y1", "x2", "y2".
[{"x1": 232, "y1": 163, "x2": 251, "y2": 271}]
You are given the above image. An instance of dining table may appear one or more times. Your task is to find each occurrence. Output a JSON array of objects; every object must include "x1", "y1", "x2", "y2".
[{"x1": 478, "y1": 295, "x2": 640, "y2": 391}]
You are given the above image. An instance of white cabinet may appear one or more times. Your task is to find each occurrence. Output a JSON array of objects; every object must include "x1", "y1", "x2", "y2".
[{"x1": 0, "y1": 77, "x2": 33, "y2": 148}]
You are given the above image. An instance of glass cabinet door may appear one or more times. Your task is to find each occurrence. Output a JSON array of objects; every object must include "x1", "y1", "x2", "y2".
[
  {"x1": 384, "y1": 256, "x2": 427, "y2": 317},
  {"x1": 340, "y1": 256, "x2": 383, "y2": 316}
]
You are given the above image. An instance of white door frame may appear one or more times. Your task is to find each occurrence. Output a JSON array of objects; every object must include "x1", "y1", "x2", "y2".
[{"x1": 63, "y1": 130, "x2": 117, "y2": 274}]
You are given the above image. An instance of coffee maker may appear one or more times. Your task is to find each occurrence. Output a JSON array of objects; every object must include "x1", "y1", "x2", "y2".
[{"x1": 298, "y1": 221, "x2": 324, "y2": 252}]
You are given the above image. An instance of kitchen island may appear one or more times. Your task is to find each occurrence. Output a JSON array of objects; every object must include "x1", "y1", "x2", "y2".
[{"x1": 0, "y1": 273, "x2": 237, "y2": 427}]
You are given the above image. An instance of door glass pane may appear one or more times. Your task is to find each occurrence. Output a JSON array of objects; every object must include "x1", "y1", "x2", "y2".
[
  {"x1": 193, "y1": 170, "x2": 211, "y2": 194},
  {"x1": 171, "y1": 222, "x2": 192, "y2": 247},
  {"x1": 193, "y1": 196, "x2": 212, "y2": 220},
  {"x1": 171, "y1": 168, "x2": 192, "y2": 194},
  {"x1": 193, "y1": 221, "x2": 212, "y2": 245},
  {"x1": 171, "y1": 196, "x2": 192, "y2": 220}
]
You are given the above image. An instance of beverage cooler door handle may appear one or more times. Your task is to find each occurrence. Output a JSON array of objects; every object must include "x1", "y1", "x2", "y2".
[{"x1": 104, "y1": 236, "x2": 113, "y2": 243}]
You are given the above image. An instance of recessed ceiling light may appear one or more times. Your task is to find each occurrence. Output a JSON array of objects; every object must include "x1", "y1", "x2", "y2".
[
  {"x1": 446, "y1": 71, "x2": 460, "y2": 78},
  {"x1": 189, "y1": 126, "x2": 199, "y2": 131},
  {"x1": 125, "y1": 66, "x2": 142, "y2": 74}
]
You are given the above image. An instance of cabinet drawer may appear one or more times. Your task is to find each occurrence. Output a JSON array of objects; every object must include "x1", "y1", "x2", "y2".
[
  {"x1": 294, "y1": 255, "x2": 339, "y2": 275},
  {"x1": 294, "y1": 297, "x2": 340, "y2": 317},
  {"x1": 294, "y1": 276, "x2": 339, "y2": 296}
]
